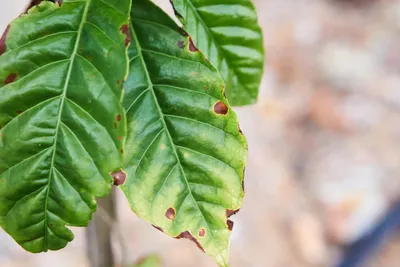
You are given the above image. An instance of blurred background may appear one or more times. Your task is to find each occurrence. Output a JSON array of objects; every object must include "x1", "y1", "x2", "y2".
[{"x1": 1, "y1": 0, "x2": 400, "y2": 266}]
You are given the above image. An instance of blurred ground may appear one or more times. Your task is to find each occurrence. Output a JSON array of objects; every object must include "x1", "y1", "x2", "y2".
[{"x1": 1, "y1": 0, "x2": 400, "y2": 266}]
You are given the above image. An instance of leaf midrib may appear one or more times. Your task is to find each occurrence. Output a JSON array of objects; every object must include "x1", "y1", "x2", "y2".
[
  {"x1": 43, "y1": 0, "x2": 91, "y2": 251},
  {"x1": 129, "y1": 21, "x2": 216, "y2": 241}
]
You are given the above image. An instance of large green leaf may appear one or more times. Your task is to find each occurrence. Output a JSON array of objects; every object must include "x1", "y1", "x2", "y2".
[
  {"x1": 169, "y1": 0, "x2": 264, "y2": 106},
  {"x1": 0, "y1": 0, "x2": 130, "y2": 252},
  {"x1": 121, "y1": 0, "x2": 247, "y2": 266}
]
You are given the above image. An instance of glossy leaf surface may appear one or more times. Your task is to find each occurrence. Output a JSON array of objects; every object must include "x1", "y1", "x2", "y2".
[
  {"x1": 170, "y1": 0, "x2": 264, "y2": 106},
  {"x1": 0, "y1": 0, "x2": 130, "y2": 252},
  {"x1": 121, "y1": 0, "x2": 247, "y2": 266}
]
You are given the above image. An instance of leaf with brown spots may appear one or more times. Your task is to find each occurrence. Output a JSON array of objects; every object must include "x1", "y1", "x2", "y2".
[
  {"x1": 169, "y1": 0, "x2": 265, "y2": 106},
  {"x1": 120, "y1": 1, "x2": 247, "y2": 266},
  {"x1": 0, "y1": 0, "x2": 131, "y2": 254}
]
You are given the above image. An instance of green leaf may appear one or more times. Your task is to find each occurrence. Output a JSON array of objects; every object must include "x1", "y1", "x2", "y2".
[
  {"x1": 0, "y1": 0, "x2": 130, "y2": 252},
  {"x1": 132, "y1": 255, "x2": 162, "y2": 267},
  {"x1": 121, "y1": 0, "x2": 247, "y2": 266},
  {"x1": 169, "y1": 0, "x2": 264, "y2": 106}
]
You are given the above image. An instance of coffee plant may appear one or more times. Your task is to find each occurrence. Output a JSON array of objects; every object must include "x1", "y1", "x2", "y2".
[{"x1": 0, "y1": 0, "x2": 264, "y2": 266}]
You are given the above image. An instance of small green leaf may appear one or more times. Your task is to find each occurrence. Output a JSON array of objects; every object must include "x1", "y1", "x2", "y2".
[
  {"x1": 170, "y1": 0, "x2": 265, "y2": 106},
  {"x1": 121, "y1": 0, "x2": 247, "y2": 266},
  {"x1": 132, "y1": 255, "x2": 162, "y2": 267},
  {"x1": 0, "y1": 0, "x2": 130, "y2": 252}
]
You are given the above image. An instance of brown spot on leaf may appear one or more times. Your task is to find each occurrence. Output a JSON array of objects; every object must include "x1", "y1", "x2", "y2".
[
  {"x1": 152, "y1": 225, "x2": 164, "y2": 233},
  {"x1": 199, "y1": 228, "x2": 206, "y2": 237},
  {"x1": 120, "y1": 148, "x2": 124, "y2": 154},
  {"x1": 242, "y1": 179, "x2": 245, "y2": 193},
  {"x1": 111, "y1": 169, "x2": 126, "y2": 186},
  {"x1": 165, "y1": 207, "x2": 176, "y2": 221},
  {"x1": 17, "y1": 110, "x2": 23, "y2": 115},
  {"x1": 120, "y1": 24, "x2": 131, "y2": 47},
  {"x1": 226, "y1": 209, "x2": 240, "y2": 218},
  {"x1": 5, "y1": 73, "x2": 17, "y2": 85},
  {"x1": 188, "y1": 37, "x2": 198, "y2": 52},
  {"x1": 238, "y1": 124, "x2": 243, "y2": 134},
  {"x1": 177, "y1": 40, "x2": 185, "y2": 49},
  {"x1": 117, "y1": 80, "x2": 120, "y2": 85},
  {"x1": 116, "y1": 114, "x2": 122, "y2": 121},
  {"x1": 227, "y1": 220, "x2": 234, "y2": 231},
  {"x1": 79, "y1": 48, "x2": 83, "y2": 53},
  {"x1": 26, "y1": 0, "x2": 42, "y2": 12},
  {"x1": 0, "y1": 25, "x2": 10, "y2": 56},
  {"x1": 213, "y1": 101, "x2": 228, "y2": 115},
  {"x1": 205, "y1": 86, "x2": 209, "y2": 90},
  {"x1": 178, "y1": 27, "x2": 188, "y2": 37},
  {"x1": 49, "y1": 223, "x2": 54, "y2": 228},
  {"x1": 114, "y1": 122, "x2": 117, "y2": 129},
  {"x1": 176, "y1": 231, "x2": 205, "y2": 252},
  {"x1": 118, "y1": 136, "x2": 123, "y2": 141}
]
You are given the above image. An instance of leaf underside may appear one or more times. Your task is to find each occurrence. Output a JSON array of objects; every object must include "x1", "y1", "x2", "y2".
[
  {"x1": 0, "y1": 0, "x2": 130, "y2": 252},
  {"x1": 121, "y1": 0, "x2": 247, "y2": 266},
  {"x1": 170, "y1": 0, "x2": 265, "y2": 106}
]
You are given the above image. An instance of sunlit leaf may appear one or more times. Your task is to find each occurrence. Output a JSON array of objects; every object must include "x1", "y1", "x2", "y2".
[
  {"x1": 121, "y1": 0, "x2": 247, "y2": 266},
  {"x1": 169, "y1": 0, "x2": 265, "y2": 106},
  {"x1": 0, "y1": 0, "x2": 130, "y2": 252}
]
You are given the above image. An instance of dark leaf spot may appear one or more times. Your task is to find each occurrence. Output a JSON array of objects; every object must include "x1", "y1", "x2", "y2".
[
  {"x1": 152, "y1": 225, "x2": 164, "y2": 233},
  {"x1": 0, "y1": 25, "x2": 10, "y2": 56},
  {"x1": 114, "y1": 122, "x2": 117, "y2": 129},
  {"x1": 117, "y1": 80, "x2": 120, "y2": 85},
  {"x1": 205, "y1": 86, "x2": 209, "y2": 90},
  {"x1": 165, "y1": 207, "x2": 176, "y2": 221},
  {"x1": 120, "y1": 24, "x2": 131, "y2": 47},
  {"x1": 188, "y1": 37, "x2": 198, "y2": 52},
  {"x1": 118, "y1": 136, "x2": 123, "y2": 141},
  {"x1": 199, "y1": 228, "x2": 206, "y2": 237},
  {"x1": 177, "y1": 40, "x2": 185, "y2": 49},
  {"x1": 26, "y1": 0, "x2": 42, "y2": 12},
  {"x1": 111, "y1": 169, "x2": 126, "y2": 186},
  {"x1": 226, "y1": 209, "x2": 240, "y2": 218},
  {"x1": 214, "y1": 101, "x2": 228, "y2": 115},
  {"x1": 176, "y1": 231, "x2": 205, "y2": 252},
  {"x1": 178, "y1": 27, "x2": 188, "y2": 37},
  {"x1": 242, "y1": 180, "x2": 245, "y2": 193},
  {"x1": 17, "y1": 110, "x2": 23, "y2": 115},
  {"x1": 116, "y1": 114, "x2": 122, "y2": 121},
  {"x1": 5, "y1": 73, "x2": 17, "y2": 85},
  {"x1": 79, "y1": 48, "x2": 83, "y2": 53},
  {"x1": 120, "y1": 148, "x2": 124, "y2": 154},
  {"x1": 238, "y1": 124, "x2": 243, "y2": 134},
  {"x1": 227, "y1": 220, "x2": 234, "y2": 231},
  {"x1": 49, "y1": 223, "x2": 54, "y2": 228}
]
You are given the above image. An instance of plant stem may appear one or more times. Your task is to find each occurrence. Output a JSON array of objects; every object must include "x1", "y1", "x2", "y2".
[{"x1": 86, "y1": 190, "x2": 116, "y2": 267}]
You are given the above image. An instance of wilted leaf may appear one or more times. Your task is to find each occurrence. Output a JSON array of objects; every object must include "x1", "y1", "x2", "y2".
[
  {"x1": 0, "y1": 0, "x2": 130, "y2": 252},
  {"x1": 121, "y1": 0, "x2": 247, "y2": 266},
  {"x1": 169, "y1": 0, "x2": 265, "y2": 106}
]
